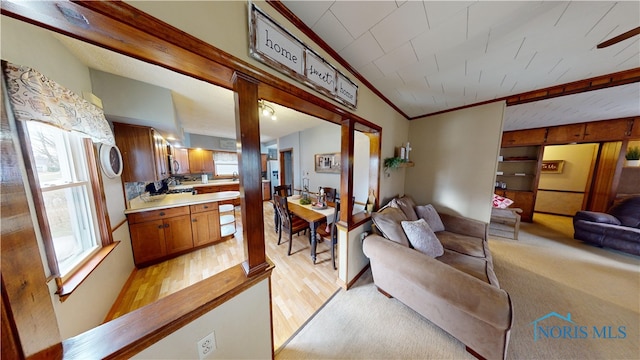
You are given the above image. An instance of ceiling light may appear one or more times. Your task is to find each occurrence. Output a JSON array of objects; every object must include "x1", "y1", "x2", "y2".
[{"x1": 258, "y1": 99, "x2": 277, "y2": 121}]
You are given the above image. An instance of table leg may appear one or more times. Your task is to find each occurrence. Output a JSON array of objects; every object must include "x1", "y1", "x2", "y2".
[{"x1": 309, "y1": 221, "x2": 318, "y2": 264}]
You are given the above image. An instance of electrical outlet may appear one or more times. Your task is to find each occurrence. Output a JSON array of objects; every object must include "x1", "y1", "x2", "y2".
[{"x1": 197, "y1": 331, "x2": 216, "y2": 359}]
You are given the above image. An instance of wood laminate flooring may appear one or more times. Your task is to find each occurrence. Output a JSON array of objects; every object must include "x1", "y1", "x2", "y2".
[{"x1": 105, "y1": 201, "x2": 340, "y2": 351}]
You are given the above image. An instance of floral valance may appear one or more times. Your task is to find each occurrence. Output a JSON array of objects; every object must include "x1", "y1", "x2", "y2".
[{"x1": 2, "y1": 61, "x2": 115, "y2": 145}]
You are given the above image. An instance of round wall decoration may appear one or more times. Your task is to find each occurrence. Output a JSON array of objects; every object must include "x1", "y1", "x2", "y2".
[{"x1": 99, "y1": 143, "x2": 123, "y2": 178}]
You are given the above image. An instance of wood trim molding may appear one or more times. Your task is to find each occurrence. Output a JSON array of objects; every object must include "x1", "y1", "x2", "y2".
[
  {"x1": 505, "y1": 68, "x2": 640, "y2": 106},
  {"x1": 61, "y1": 263, "x2": 274, "y2": 359}
]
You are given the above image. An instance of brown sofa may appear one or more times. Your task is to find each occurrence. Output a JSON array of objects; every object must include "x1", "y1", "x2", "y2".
[{"x1": 362, "y1": 197, "x2": 513, "y2": 360}]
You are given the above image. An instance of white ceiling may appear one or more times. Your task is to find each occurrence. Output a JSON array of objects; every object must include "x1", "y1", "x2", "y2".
[
  {"x1": 52, "y1": 1, "x2": 639, "y2": 143},
  {"x1": 282, "y1": 1, "x2": 640, "y2": 124}
]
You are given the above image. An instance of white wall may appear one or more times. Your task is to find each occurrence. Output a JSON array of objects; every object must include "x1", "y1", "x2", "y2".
[
  {"x1": 133, "y1": 279, "x2": 272, "y2": 360},
  {"x1": 405, "y1": 102, "x2": 505, "y2": 223},
  {"x1": 1, "y1": 16, "x2": 134, "y2": 339}
]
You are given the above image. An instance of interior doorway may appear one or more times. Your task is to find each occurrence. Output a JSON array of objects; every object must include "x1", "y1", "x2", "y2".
[
  {"x1": 280, "y1": 149, "x2": 294, "y2": 190},
  {"x1": 534, "y1": 143, "x2": 599, "y2": 216}
]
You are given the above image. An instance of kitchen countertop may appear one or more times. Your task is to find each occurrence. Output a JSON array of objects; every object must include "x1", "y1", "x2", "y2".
[{"x1": 125, "y1": 191, "x2": 240, "y2": 214}]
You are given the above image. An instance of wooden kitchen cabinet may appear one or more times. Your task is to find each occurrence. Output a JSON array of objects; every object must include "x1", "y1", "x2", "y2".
[
  {"x1": 546, "y1": 124, "x2": 585, "y2": 144},
  {"x1": 173, "y1": 148, "x2": 190, "y2": 174},
  {"x1": 188, "y1": 148, "x2": 214, "y2": 173},
  {"x1": 494, "y1": 190, "x2": 535, "y2": 222},
  {"x1": 163, "y1": 215, "x2": 194, "y2": 254},
  {"x1": 261, "y1": 153, "x2": 267, "y2": 172},
  {"x1": 190, "y1": 202, "x2": 221, "y2": 246},
  {"x1": 262, "y1": 181, "x2": 271, "y2": 201},
  {"x1": 501, "y1": 128, "x2": 547, "y2": 147},
  {"x1": 127, "y1": 206, "x2": 193, "y2": 266},
  {"x1": 114, "y1": 122, "x2": 169, "y2": 182},
  {"x1": 129, "y1": 220, "x2": 167, "y2": 265},
  {"x1": 583, "y1": 119, "x2": 630, "y2": 142},
  {"x1": 630, "y1": 118, "x2": 640, "y2": 139},
  {"x1": 153, "y1": 130, "x2": 169, "y2": 179}
]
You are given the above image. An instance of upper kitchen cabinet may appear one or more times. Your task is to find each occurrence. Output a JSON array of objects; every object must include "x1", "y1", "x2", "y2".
[
  {"x1": 546, "y1": 123, "x2": 585, "y2": 144},
  {"x1": 173, "y1": 148, "x2": 190, "y2": 175},
  {"x1": 631, "y1": 118, "x2": 640, "y2": 139},
  {"x1": 501, "y1": 128, "x2": 547, "y2": 147},
  {"x1": 188, "y1": 148, "x2": 214, "y2": 174},
  {"x1": 583, "y1": 118, "x2": 631, "y2": 142},
  {"x1": 114, "y1": 122, "x2": 169, "y2": 182}
]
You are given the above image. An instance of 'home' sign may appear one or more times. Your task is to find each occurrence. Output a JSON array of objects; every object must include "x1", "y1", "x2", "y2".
[{"x1": 249, "y1": 3, "x2": 358, "y2": 109}]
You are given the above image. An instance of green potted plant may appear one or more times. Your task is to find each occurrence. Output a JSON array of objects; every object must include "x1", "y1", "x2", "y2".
[
  {"x1": 625, "y1": 146, "x2": 640, "y2": 167},
  {"x1": 383, "y1": 157, "x2": 407, "y2": 172}
]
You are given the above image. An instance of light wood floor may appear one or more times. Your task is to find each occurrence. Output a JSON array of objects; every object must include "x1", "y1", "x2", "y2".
[{"x1": 105, "y1": 201, "x2": 340, "y2": 351}]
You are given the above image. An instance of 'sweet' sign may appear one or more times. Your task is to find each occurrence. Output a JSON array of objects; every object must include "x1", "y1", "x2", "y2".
[{"x1": 249, "y1": 3, "x2": 358, "y2": 109}]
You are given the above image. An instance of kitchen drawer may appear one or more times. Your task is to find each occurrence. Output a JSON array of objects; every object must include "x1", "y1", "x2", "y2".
[
  {"x1": 190, "y1": 202, "x2": 219, "y2": 214},
  {"x1": 127, "y1": 206, "x2": 190, "y2": 224}
]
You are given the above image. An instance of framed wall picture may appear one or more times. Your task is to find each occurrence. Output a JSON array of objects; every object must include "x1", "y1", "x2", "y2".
[
  {"x1": 541, "y1": 160, "x2": 564, "y2": 173},
  {"x1": 315, "y1": 153, "x2": 340, "y2": 173}
]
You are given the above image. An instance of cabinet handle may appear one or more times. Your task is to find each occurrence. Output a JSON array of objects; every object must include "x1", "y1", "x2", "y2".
[
  {"x1": 164, "y1": 224, "x2": 169, "y2": 228},
  {"x1": 159, "y1": 211, "x2": 165, "y2": 216},
  {"x1": 157, "y1": 225, "x2": 163, "y2": 229},
  {"x1": 192, "y1": 219, "x2": 197, "y2": 222},
  {"x1": 203, "y1": 206, "x2": 209, "y2": 209}
]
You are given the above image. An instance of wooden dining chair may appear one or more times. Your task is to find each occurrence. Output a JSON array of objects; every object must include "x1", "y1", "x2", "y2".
[
  {"x1": 274, "y1": 194, "x2": 311, "y2": 255},
  {"x1": 316, "y1": 199, "x2": 340, "y2": 270},
  {"x1": 272, "y1": 184, "x2": 293, "y2": 233},
  {"x1": 321, "y1": 187, "x2": 337, "y2": 202}
]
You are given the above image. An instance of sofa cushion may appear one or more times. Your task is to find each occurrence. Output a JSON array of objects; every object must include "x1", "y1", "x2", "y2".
[
  {"x1": 401, "y1": 218, "x2": 444, "y2": 258},
  {"x1": 415, "y1": 204, "x2": 445, "y2": 232},
  {"x1": 608, "y1": 197, "x2": 640, "y2": 228},
  {"x1": 437, "y1": 231, "x2": 488, "y2": 258},
  {"x1": 437, "y1": 249, "x2": 500, "y2": 287},
  {"x1": 371, "y1": 206, "x2": 410, "y2": 247},
  {"x1": 390, "y1": 196, "x2": 418, "y2": 221}
]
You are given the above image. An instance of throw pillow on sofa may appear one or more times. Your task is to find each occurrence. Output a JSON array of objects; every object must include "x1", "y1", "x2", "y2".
[
  {"x1": 389, "y1": 196, "x2": 418, "y2": 221},
  {"x1": 415, "y1": 204, "x2": 446, "y2": 232},
  {"x1": 401, "y1": 218, "x2": 444, "y2": 257},
  {"x1": 371, "y1": 206, "x2": 410, "y2": 247}
]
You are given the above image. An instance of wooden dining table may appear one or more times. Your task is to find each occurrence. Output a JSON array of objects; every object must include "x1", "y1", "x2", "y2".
[{"x1": 285, "y1": 197, "x2": 335, "y2": 264}]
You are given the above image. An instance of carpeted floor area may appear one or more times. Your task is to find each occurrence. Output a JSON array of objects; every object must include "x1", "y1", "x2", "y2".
[{"x1": 276, "y1": 214, "x2": 640, "y2": 359}]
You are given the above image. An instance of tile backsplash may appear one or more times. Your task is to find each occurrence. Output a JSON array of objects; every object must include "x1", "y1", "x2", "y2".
[{"x1": 124, "y1": 182, "x2": 146, "y2": 201}]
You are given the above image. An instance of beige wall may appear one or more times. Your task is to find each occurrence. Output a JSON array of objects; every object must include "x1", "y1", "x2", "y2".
[
  {"x1": 405, "y1": 102, "x2": 505, "y2": 223},
  {"x1": 1, "y1": 16, "x2": 134, "y2": 339},
  {"x1": 132, "y1": 279, "x2": 272, "y2": 360}
]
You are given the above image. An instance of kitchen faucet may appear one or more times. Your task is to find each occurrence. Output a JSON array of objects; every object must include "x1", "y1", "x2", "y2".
[{"x1": 232, "y1": 171, "x2": 238, "y2": 181}]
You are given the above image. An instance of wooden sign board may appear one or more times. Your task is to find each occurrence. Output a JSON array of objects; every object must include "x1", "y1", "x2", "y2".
[
  {"x1": 541, "y1": 160, "x2": 564, "y2": 173},
  {"x1": 249, "y1": 3, "x2": 357, "y2": 109}
]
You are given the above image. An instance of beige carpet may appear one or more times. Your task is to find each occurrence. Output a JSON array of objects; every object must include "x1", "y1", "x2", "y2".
[{"x1": 277, "y1": 214, "x2": 640, "y2": 359}]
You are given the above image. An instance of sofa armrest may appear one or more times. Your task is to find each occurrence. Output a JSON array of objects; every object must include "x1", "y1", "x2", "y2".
[
  {"x1": 363, "y1": 234, "x2": 512, "y2": 330},
  {"x1": 574, "y1": 211, "x2": 621, "y2": 226},
  {"x1": 439, "y1": 213, "x2": 488, "y2": 240}
]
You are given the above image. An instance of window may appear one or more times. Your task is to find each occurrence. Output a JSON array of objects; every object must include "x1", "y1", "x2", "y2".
[
  {"x1": 25, "y1": 121, "x2": 107, "y2": 280},
  {"x1": 213, "y1": 151, "x2": 239, "y2": 177}
]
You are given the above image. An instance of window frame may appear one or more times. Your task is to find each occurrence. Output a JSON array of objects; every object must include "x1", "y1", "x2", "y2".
[{"x1": 18, "y1": 120, "x2": 115, "y2": 300}]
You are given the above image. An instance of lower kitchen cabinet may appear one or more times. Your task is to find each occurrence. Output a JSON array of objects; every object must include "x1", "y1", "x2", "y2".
[
  {"x1": 190, "y1": 202, "x2": 221, "y2": 247},
  {"x1": 127, "y1": 202, "x2": 229, "y2": 267},
  {"x1": 163, "y1": 215, "x2": 194, "y2": 254}
]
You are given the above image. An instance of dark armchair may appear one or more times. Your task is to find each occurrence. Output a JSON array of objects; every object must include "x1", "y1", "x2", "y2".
[{"x1": 573, "y1": 196, "x2": 640, "y2": 255}]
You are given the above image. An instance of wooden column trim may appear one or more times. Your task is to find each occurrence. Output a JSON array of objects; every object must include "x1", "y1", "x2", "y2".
[
  {"x1": 340, "y1": 118, "x2": 355, "y2": 225},
  {"x1": 1, "y1": 71, "x2": 62, "y2": 357},
  {"x1": 233, "y1": 72, "x2": 269, "y2": 277}
]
